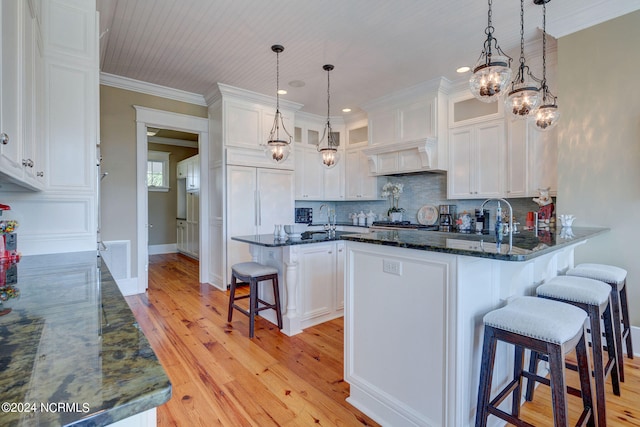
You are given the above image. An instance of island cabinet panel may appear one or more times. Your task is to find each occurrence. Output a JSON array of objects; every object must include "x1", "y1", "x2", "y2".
[
  {"x1": 345, "y1": 243, "x2": 453, "y2": 427},
  {"x1": 298, "y1": 242, "x2": 336, "y2": 323}
]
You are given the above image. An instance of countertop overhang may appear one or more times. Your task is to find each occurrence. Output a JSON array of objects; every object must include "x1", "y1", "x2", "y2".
[
  {"x1": 232, "y1": 227, "x2": 609, "y2": 261},
  {"x1": 0, "y1": 252, "x2": 171, "y2": 426}
]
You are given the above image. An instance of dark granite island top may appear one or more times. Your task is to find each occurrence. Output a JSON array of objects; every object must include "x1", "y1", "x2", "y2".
[
  {"x1": 0, "y1": 252, "x2": 170, "y2": 427},
  {"x1": 339, "y1": 226, "x2": 609, "y2": 261},
  {"x1": 231, "y1": 230, "x2": 352, "y2": 247}
]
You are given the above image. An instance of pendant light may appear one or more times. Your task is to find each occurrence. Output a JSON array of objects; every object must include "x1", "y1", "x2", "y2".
[
  {"x1": 317, "y1": 64, "x2": 339, "y2": 169},
  {"x1": 533, "y1": 0, "x2": 560, "y2": 131},
  {"x1": 505, "y1": 0, "x2": 541, "y2": 119},
  {"x1": 469, "y1": 0, "x2": 513, "y2": 103},
  {"x1": 265, "y1": 44, "x2": 292, "y2": 163}
]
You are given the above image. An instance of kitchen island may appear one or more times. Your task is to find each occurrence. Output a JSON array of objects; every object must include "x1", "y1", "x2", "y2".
[
  {"x1": 231, "y1": 231, "x2": 352, "y2": 336},
  {"x1": 339, "y1": 226, "x2": 608, "y2": 427},
  {"x1": 0, "y1": 252, "x2": 170, "y2": 427}
]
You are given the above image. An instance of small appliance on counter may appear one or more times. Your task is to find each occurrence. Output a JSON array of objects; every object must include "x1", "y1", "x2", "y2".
[
  {"x1": 475, "y1": 209, "x2": 490, "y2": 233},
  {"x1": 295, "y1": 207, "x2": 313, "y2": 224},
  {"x1": 438, "y1": 205, "x2": 457, "y2": 232}
]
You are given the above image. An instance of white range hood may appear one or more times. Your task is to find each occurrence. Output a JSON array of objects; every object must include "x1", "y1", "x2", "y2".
[{"x1": 362, "y1": 138, "x2": 444, "y2": 176}]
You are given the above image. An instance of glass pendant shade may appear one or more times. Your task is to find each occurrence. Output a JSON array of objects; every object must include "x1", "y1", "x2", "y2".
[
  {"x1": 469, "y1": 56, "x2": 512, "y2": 102},
  {"x1": 534, "y1": 95, "x2": 560, "y2": 131},
  {"x1": 265, "y1": 44, "x2": 292, "y2": 163},
  {"x1": 317, "y1": 64, "x2": 339, "y2": 169},
  {"x1": 469, "y1": 0, "x2": 512, "y2": 103},
  {"x1": 505, "y1": 79, "x2": 541, "y2": 119}
]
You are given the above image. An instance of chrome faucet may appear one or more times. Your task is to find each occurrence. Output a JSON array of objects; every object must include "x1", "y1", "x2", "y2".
[{"x1": 480, "y1": 198, "x2": 513, "y2": 253}]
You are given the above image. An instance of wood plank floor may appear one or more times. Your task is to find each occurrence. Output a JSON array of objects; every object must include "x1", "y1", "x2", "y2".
[{"x1": 126, "y1": 253, "x2": 640, "y2": 426}]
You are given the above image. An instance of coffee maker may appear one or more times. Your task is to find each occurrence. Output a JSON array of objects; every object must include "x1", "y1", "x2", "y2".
[
  {"x1": 475, "y1": 209, "x2": 491, "y2": 233},
  {"x1": 438, "y1": 205, "x2": 457, "y2": 231}
]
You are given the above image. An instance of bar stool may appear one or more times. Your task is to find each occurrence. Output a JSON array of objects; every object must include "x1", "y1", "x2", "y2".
[
  {"x1": 567, "y1": 263, "x2": 633, "y2": 381},
  {"x1": 476, "y1": 296, "x2": 595, "y2": 427},
  {"x1": 528, "y1": 276, "x2": 620, "y2": 427},
  {"x1": 227, "y1": 262, "x2": 283, "y2": 338}
]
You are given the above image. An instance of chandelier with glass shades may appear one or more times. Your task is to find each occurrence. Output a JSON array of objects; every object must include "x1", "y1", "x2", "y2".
[
  {"x1": 469, "y1": 0, "x2": 513, "y2": 103},
  {"x1": 265, "y1": 44, "x2": 292, "y2": 163},
  {"x1": 317, "y1": 64, "x2": 339, "y2": 168},
  {"x1": 504, "y1": 0, "x2": 542, "y2": 119},
  {"x1": 533, "y1": 0, "x2": 560, "y2": 131}
]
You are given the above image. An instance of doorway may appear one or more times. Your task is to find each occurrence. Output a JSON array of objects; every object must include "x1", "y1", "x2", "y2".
[{"x1": 135, "y1": 106, "x2": 209, "y2": 293}]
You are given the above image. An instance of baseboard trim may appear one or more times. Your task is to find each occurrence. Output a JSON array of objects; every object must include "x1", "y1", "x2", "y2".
[
  {"x1": 149, "y1": 244, "x2": 177, "y2": 255},
  {"x1": 631, "y1": 325, "x2": 639, "y2": 357}
]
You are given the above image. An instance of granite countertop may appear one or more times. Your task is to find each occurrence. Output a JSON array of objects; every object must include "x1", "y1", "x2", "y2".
[
  {"x1": 340, "y1": 226, "x2": 609, "y2": 261},
  {"x1": 232, "y1": 227, "x2": 608, "y2": 261},
  {"x1": 232, "y1": 230, "x2": 352, "y2": 247},
  {"x1": 0, "y1": 252, "x2": 171, "y2": 427}
]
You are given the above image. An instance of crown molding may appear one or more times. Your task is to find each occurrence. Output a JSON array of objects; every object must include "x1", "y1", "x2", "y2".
[{"x1": 100, "y1": 72, "x2": 207, "y2": 107}]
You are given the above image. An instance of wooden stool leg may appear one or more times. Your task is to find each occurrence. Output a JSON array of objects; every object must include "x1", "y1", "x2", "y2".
[
  {"x1": 272, "y1": 274, "x2": 283, "y2": 329},
  {"x1": 610, "y1": 283, "x2": 626, "y2": 381},
  {"x1": 249, "y1": 278, "x2": 258, "y2": 338},
  {"x1": 575, "y1": 330, "x2": 597, "y2": 427},
  {"x1": 620, "y1": 282, "x2": 634, "y2": 359},
  {"x1": 547, "y1": 342, "x2": 569, "y2": 427},
  {"x1": 511, "y1": 345, "x2": 525, "y2": 418},
  {"x1": 227, "y1": 274, "x2": 237, "y2": 322},
  {"x1": 475, "y1": 326, "x2": 497, "y2": 427},
  {"x1": 588, "y1": 305, "x2": 607, "y2": 427},
  {"x1": 525, "y1": 351, "x2": 540, "y2": 401},
  {"x1": 603, "y1": 299, "x2": 621, "y2": 396}
]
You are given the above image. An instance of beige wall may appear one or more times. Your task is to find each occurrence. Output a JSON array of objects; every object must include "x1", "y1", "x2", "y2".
[
  {"x1": 556, "y1": 10, "x2": 640, "y2": 326},
  {"x1": 100, "y1": 85, "x2": 207, "y2": 276}
]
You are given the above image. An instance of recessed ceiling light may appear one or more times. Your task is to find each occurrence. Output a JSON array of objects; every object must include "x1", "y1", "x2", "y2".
[
  {"x1": 457, "y1": 66, "x2": 471, "y2": 73},
  {"x1": 288, "y1": 80, "x2": 305, "y2": 88},
  {"x1": 277, "y1": 89, "x2": 287, "y2": 95},
  {"x1": 342, "y1": 108, "x2": 352, "y2": 113}
]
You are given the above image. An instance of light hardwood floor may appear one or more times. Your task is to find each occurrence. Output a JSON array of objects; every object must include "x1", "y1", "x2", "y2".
[{"x1": 126, "y1": 253, "x2": 640, "y2": 426}]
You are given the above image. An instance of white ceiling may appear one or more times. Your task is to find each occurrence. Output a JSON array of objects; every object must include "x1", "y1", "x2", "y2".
[{"x1": 97, "y1": 0, "x2": 640, "y2": 117}]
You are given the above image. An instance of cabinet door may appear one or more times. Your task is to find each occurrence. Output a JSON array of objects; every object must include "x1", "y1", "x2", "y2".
[
  {"x1": 176, "y1": 220, "x2": 186, "y2": 253},
  {"x1": 323, "y1": 156, "x2": 345, "y2": 201},
  {"x1": 369, "y1": 109, "x2": 396, "y2": 146},
  {"x1": 303, "y1": 149, "x2": 324, "y2": 200},
  {"x1": 506, "y1": 119, "x2": 528, "y2": 197},
  {"x1": 346, "y1": 148, "x2": 379, "y2": 200},
  {"x1": 225, "y1": 100, "x2": 261, "y2": 149},
  {"x1": 177, "y1": 159, "x2": 187, "y2": 179},
  {"x1": 528, "y1": 126, "x2": 558, "y2": 195},
  {"x1": 0, "y1": 0, "x2": 24, "y2": 179},
  {"x1": 256, "y1": 168, "x2": 294, "y2": 235},
  {"x1": 187, "y1": 154, "x2": 200, "y2": 192},
  {"x1": 448, "y1": 127, "x2": 474, "y2": 198},
  {"x1": 399, "y1": 99, "x2": 433, "y2": 142},
  {"x1": 299, "y1": 243, "x2": 335, "y2": 322},
  {"x1": 227, "y1": 165, "x2": 258, "y2": 277},
  {"x1": 475, "y1": 121, "x2": 504, "y2": 198}
]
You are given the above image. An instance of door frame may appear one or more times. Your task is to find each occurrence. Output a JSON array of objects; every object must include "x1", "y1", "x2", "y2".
[{"x1": 135, "y1": 106, "x2": 209, "y2": 292}]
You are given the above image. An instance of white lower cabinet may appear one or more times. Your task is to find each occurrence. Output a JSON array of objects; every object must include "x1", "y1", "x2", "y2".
[
  {"x1": 176, "y1": 220, "x2": 186, "y2": 253},
  {"x1": 297, "y1": 241, "x2": 344, "y2": 327},
  {"x1": 448, "y1": 120, "x2": 504, "y2": 199},
  {"x1": 176, "y1": 192, "x2": 199, "y2": 259}
]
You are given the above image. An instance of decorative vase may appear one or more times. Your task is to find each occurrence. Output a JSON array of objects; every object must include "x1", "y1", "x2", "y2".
[{"x1": 390, "y1": 212, "x2": 403, "y2": 222}]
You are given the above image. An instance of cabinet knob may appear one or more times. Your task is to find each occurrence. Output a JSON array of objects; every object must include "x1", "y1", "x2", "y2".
[
  {"x1": 27, "y1": 159, "x2": 34, "y2": 168},
  {"x1": 328, "y1": 251, "x2": 333, "y2": 254},
  {"x1": 1, "y1": 133, "x2": 8, "y2": 145},
  {"x1": 36, "y1": 171, "x2": 44, "y2": 177}
]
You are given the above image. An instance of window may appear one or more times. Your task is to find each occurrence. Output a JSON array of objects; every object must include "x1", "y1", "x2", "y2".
[{"x1": 147, "y1": 151, "x2": 171, "y2": 192}]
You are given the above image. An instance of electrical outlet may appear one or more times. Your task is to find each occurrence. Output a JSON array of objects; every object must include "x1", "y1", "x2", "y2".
[{"x1": 382, "y1": 259, "x2": 402, "y2": 276}]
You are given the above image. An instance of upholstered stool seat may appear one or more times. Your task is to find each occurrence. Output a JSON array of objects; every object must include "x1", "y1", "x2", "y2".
[
  {"x1": 476, "y1": 296, "x2": 595, "y2": 427},
  {"x1": 567, "y1": 263, "x2": 633, "y2": 381},
  {"x1": 529, "y1": 275, "x2": 620, "y2": 427},
  {"x1": 227, "y1": 262, "x2": 283, "y2": 338}
]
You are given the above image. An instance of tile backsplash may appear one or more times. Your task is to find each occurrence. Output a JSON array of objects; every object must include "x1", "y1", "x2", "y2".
[{"x1": 296, "y1": 173, "x2": 550, "y2": 227}]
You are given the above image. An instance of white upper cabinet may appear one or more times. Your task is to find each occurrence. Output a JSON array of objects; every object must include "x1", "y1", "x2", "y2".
[
  {"x1": 218, "y1": 83, "x2": 302, "y2": 169},
  {"x1": 345, "y1": 148, "x2": 380, "y2": 200},
  {"x1": 448, "y1": 120, "x2": 505, "y2": 199},
  {"x1": 0, "y1": 0, "x2": 44, "y2": 190},
  {"x1": 362, "y1": 77, "x2": 450, "y2": 174}
]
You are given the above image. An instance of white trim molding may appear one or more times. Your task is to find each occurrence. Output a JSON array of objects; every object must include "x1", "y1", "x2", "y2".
[{"x1": 101, "y1": 72, "x2": 207, "y2": 106}]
